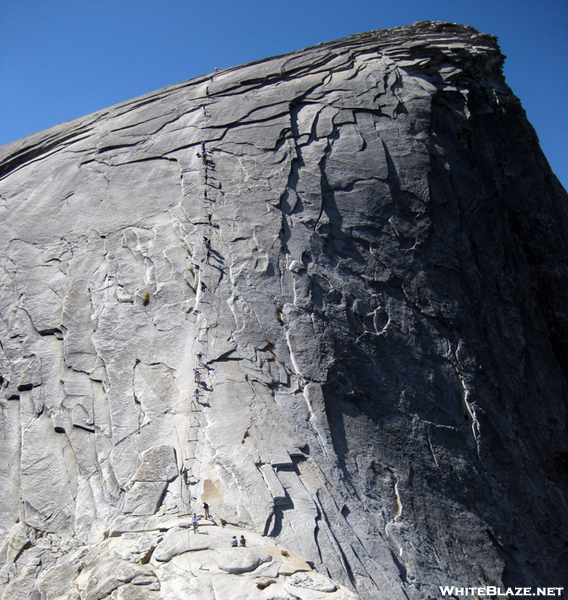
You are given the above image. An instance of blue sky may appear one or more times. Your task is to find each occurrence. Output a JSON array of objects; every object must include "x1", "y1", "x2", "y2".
[{"x1": 1, "y1": 0, "x2": 566, "y2": 189}]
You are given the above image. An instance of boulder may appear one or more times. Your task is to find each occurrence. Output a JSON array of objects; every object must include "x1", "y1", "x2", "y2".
[
  {"x1": 215, "y1": 548, "x2": 271, "y2": 574},
  {"x1": 153, "y1": 528, "x2": 210, "y2": 562}
]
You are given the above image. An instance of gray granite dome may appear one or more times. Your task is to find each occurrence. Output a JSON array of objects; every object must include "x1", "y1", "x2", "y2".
[{"x1": 1, "y1": 20, "x2": 567, "y2": 600}]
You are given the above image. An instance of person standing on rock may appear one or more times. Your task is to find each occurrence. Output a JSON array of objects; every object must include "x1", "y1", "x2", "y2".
[
  {"x1": 192, "y1": 513, "x2": 199, "y2": 534},
  {"x1": 203, "y1": 502, "x2": 210, "y2": 519}
]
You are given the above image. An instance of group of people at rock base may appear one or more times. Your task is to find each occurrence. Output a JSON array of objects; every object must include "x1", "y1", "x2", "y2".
[
  {"x1": 191, "y1": 503, "x2": 247, "y2": 547},
  {"x1": 232, "y1": 535, "x2": 246, "y2": 547},
  {"x1": 191, "y1": 502, "x2": 210, "y2": 532}
]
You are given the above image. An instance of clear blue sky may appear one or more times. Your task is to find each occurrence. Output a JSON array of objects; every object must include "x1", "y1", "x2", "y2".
[{"x1": 1, "y1": 0, "x2": 566, "y2": 189}]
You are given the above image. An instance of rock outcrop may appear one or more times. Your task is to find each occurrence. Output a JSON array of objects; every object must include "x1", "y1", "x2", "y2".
[{"x1": 1, "y1": 21, "x2": 567, "y2": 600}]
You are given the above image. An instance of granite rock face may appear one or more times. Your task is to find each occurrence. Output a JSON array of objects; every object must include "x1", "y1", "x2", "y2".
[{"x1": 1, "y1": 21, "x2": 568, "y2": 599}]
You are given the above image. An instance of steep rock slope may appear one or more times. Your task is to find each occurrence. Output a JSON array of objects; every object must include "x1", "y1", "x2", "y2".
[{"x1": 1, "y1": 21, "x2": 567, "y2": 599}]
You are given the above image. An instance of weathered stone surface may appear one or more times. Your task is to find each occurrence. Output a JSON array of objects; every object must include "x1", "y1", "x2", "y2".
[
  {"x1": 287, "y1": 571, "x2": 338, "y2": 593},
  {"x1": 152, "y1": 527, "x2": 210, "y2": 561},
  {"x1": 1, "y1": 19, "x2": 568, "y2": 600},
  {"x1": 122, "y1": 481, "x2": 169, "y2": 516},
  {"x1": 0, "y1": 523, "x2": 33, "y2": 563},
  {"x1": 215, "y1": 548, "x2": 271, "y2": 574},
  {"x1": 255, "y1": 575, "x2": 278, "y2": 589},
  {"x1": 131, "y1": 444, "x2": 178, "y2": 483},
  {"x1": 260, "y1": 464, "x2": 288, "y2": 506},
  {"x1": 264, "y1": 583, "x2": 297, "y2": 600},
  {"x1": 284, "y1": 572, "x2": 360, "y2": 600},
  {"x1": 122, "y1": 444, "x2": 179, "y2": 515},
  {"x1": 208, "y1": 572, "x2": 267, "y2": 600},
  {"x1": 113, "y1": 585, "x2": 161, "y2": 600}
]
